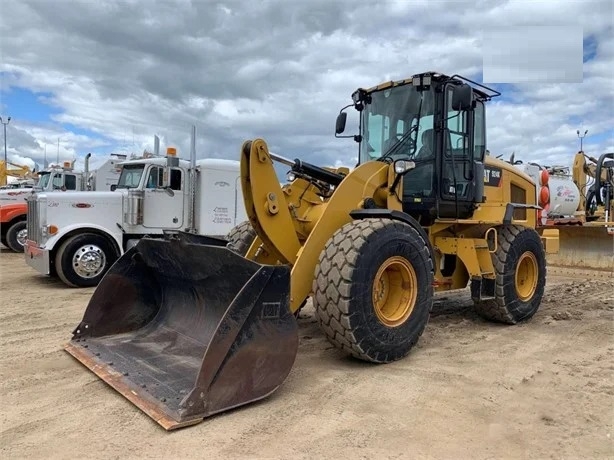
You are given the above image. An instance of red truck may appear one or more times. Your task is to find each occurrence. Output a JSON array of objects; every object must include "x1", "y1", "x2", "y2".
[{"x1": 0, "y1": 202, "x2": 27, "y2": 252}]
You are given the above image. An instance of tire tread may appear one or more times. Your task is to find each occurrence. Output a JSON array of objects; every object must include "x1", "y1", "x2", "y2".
[
  {"x1": 313, "y1": 218, "x2": 434, "y2": 363},
  {"x1": 473, "y1": 225, "x2": 546, "y2": 324}
]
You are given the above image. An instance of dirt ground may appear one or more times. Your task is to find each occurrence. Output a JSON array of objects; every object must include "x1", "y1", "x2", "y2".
[{"x1": 0, "y1": 246, "x2": 613, "y2": 460}]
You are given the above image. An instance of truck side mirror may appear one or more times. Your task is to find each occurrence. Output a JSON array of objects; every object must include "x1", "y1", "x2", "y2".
[
  {"x1": 451, "y1": 84, "x2": 474, "y2": 111},
  {"x1": 161, "y1": 167, "x2": 175, "y2": 196},
  {"x1": 335, "y1": 112, "x2": 347, "y2": 134}
]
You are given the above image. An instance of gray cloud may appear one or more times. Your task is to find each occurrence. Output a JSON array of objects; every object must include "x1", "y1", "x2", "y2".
[{"x1": 0, "y1": 0, "x2": 612, "y2": 175}]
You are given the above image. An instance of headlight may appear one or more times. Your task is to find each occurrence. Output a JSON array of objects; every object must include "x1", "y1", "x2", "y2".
[
  {"x1": 394, "y1": 159, "x2": 416, "y2": 174},
  {"x1": 286, "y1": 171, "x2": 296, "y2": 182}
]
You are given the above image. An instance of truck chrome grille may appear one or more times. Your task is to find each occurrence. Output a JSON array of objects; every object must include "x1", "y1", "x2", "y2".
[{"x1": 26, "y1": 198, "x2": 40, "y2": 244}]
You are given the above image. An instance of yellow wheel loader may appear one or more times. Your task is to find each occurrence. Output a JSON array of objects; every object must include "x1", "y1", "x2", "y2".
[{"x1": 64, "y1": 71, "x2": 559, "y2": 430}]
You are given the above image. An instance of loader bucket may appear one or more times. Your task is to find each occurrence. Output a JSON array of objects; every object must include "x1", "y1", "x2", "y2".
[
  {"x1": 543, "y1": 224, "x2": 614, "y2": 274},
  {"x1": 64, "y1": 233, "x2": 298, "y2": 430}
]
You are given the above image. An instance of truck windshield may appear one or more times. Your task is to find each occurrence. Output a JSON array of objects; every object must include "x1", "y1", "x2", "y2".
[
  {"x1": 359, "y1": 85, "x2": 435, "y2": 164},
  {"x1": 117, "y1": 165, "x2": 145, "y2": 188},
  {"x1": 38, "y1": 172, "x2": 51, "y2": 189}
]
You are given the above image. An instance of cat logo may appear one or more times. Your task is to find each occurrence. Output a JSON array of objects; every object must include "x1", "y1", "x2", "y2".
[{"x1": 214, "y1": 181, "x2": 230, "y2": 187}]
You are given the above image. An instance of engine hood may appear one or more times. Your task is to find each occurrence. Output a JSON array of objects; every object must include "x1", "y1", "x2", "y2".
[
  {"x1": 36, "y1": 190, "x2": 123, "y2": 203},
  {"x1": 0, "y1": 188, "x2": 34, "y2": 203}
]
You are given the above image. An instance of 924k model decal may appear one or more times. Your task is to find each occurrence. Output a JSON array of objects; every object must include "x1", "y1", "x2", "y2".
[{"x1": 484, "y1": 166, "x2": 502, "y2": 187}]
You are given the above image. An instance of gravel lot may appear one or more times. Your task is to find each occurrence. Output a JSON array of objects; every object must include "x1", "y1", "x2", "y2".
[{"x1": 1, "y1": 246, "x2": 613, "y2": 459}]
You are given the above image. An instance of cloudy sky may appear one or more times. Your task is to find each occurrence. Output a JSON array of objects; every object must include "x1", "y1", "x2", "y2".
[{"x1": 0, "y1": 0, "x2": 612, "y2": 175}]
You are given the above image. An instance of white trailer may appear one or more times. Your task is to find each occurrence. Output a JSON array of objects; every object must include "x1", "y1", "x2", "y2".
[{"x1": 24, "y1": 127, "x2": 247, "y2": 288}]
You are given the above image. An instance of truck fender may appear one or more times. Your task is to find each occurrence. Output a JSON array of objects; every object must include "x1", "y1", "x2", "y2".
[
  {"x1": 0, "y1": 203, "x2": 27, "y2": 224},
  {"x1": 45, "y1": 223, "x2": 123, "y2": 257}
]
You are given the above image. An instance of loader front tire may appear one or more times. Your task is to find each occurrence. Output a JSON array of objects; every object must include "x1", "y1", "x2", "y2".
[
  {"x1": 473, "y1": 225, "x2": 546, "y2": 324},
  {"x1": 55, "y1": 233, "x2": 119, "y2": 288},
  {"x1": 313, "y1": 218, "x2": 434, "y2": 363},
  {"x1": 226, "y1": 220, "x2": 257, "y2": 255}
]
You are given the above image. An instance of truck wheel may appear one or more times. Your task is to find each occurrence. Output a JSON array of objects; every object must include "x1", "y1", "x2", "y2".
[
  {"x1": 313, "y1": 218, "x2": 434, "y2": 363},
  {"x1": 6, "y1": 221, "x2": 27, "y2": 252},
  {"x1": 55, "y1": 233, "x2": 119, "y2": 288},
  {"x1": 473, "y1": 225, "x2": 546, "y2": 324},
  {"x1": 226, "y1": 221, "x2": 257, "y2": 255}
]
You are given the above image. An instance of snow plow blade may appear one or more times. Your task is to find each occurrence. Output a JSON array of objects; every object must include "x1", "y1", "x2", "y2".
[
  {"x1": 543, "y1": 224, "x2": 614, "y2": 274},
  {"x1": 64, "y1": 233, "x2": 298, "y2": 430}
]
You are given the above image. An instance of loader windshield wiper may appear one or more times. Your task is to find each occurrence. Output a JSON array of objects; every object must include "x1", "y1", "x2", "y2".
[
  {"x1": 378, "y1": 96, "x2": 423, "y2": 162},
  {"x1": 379, "y1": 123, "x2": 420, "y2": 162}
]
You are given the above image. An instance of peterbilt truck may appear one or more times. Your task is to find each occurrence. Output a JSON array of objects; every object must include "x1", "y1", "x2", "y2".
[
  {"x1": 1, "y1": 155, "x2": 123, "y2": 252},
  {"x1": 0, "y1": 154, "x2": 124, "y2": 205},
  {"x1": 24, "y1": 132, "x2": 247, "y2": 288}
]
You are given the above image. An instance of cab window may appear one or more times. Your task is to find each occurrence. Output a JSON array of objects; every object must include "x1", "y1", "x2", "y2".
[
  {"x1": 52, "y1": 174, "x2": 63, "y2": 189},
  {"x1": 146, "y1": 167, "x2": 163, "y2": 188},
  {"x1": 170, "y1": 169, "x2": 182, "y2": 190},
  {"x1": 473, "y1": 101, "x2": 486, "y2": 160},
  {"x1": 64, "y1": 174, "x2": 77, "y2": 190}
]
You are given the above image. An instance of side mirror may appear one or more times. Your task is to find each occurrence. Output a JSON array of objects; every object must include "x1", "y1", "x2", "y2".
[
  {"x1": 335, "y1": 112, "x2": 347, "y2": 135},
  {"x1": 110, "y1": 184, "x2": 117, "y2": 191},
  {"x1": 451, "y1": 84, "x2": 473, "y2": 111}
]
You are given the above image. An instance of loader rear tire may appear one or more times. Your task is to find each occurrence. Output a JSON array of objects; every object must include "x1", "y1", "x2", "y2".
[
  {"x1": 55, "y1": 233, "x2": 119, "y2": 288},
  {"x1": 313, "y1": 218, "x2": 434, "y2": 363},
  {"x1": 6, "y1": 220, "x2": 27, "y2": 252},
  {"x1": 473, "y1": 225, "x2": 546, "y2": 324},
  {"x1": 227, "y1": 220, "x2": 309, "y2": 315},
  {"x1": 226, "y1": 221, "x2": 257, "y2": 255}
]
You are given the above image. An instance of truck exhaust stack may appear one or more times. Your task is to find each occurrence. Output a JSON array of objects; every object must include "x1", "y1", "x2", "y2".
[{"x1": 64, "y1": 232, "x2": 298, "y2": 430}]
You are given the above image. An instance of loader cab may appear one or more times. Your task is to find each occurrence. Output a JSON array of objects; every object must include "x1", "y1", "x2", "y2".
[{"x1": 337, "y1": 72, "x2": 499, "y2": 224}]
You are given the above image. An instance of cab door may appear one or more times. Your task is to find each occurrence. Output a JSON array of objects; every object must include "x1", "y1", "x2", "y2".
[
  {"x1": 142, "y1": 166, "x2": 184, "y2": 229},
  {"x1": 438, "y1": 85, "x2": 486, "y2": 218}
]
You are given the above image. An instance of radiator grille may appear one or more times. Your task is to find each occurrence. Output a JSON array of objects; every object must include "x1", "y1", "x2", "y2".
[{"x1": 26, "y1": 198, "x2": 41, "y2": 244}]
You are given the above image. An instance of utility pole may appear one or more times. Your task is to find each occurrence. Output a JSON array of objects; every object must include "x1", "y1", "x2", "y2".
[
  {"x1": 577, "y1": 129, "x2": 588, "y2": 152},
  {"x1": 0, "y1": 116, "x2": 10, "y2": 164},
  {"x1": 44, "y1": 144, "x2": 48, "y2": 169}
]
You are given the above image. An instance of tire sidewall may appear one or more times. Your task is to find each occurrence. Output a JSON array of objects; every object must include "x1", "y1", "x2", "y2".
[
  {"x1": 6, "y1": 220, "x2": 27, "y2": 252},
  {"x1": 57, "y1": 234, "x2": 118, "y2": 287},
  {"x1": 502, "y1": 228, "x2": 546, "y2": 321},
  {"x1": 350, "y1": 222, "x2": 433, "y2": 355}
]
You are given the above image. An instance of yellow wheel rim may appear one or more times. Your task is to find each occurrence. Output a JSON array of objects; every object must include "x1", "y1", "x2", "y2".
[
  {"x1": 515, "y1": 251, "x2": 538, "y2": 301},
  {"x1": 372, "y1": 256, "x2": 417, "y2": 327}
]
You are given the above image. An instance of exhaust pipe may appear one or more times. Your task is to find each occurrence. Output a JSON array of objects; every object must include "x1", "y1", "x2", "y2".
[
  {"x1": 84, "y1": 153, "x2": 92, "y2": 190},
  {"x1": 154, "y1": 135, "x2": 160, "y2": 157},
  {"x1": 84, "y1": 153, "x2": 91, "y2": 175},
  {"x1": 188, "y1": 126, "x2": 197, "y2": 233}
]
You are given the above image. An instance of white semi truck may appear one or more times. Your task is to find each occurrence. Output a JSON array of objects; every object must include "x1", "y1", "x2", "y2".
[
  {"x1": 1, "y1": 155, "x2": 124, "y2": 253},
  {"x1": 24, "y1": 127, "x2": 247, "y2": 288},
  {"x1": 0, "y1": 155, "x2": 124, "y2": 205}
]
